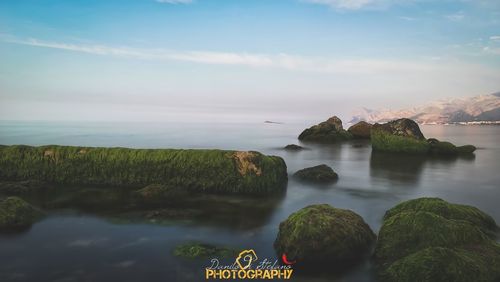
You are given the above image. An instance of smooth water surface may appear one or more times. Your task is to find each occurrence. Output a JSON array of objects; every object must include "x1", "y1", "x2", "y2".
[{"x1": 0, "y1": 121, "x2": 499, "y2": 282}]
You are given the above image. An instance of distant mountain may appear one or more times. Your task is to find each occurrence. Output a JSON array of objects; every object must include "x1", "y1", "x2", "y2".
[{"x1": 350, "y1": 92, "x2": 500, "y2": 125}]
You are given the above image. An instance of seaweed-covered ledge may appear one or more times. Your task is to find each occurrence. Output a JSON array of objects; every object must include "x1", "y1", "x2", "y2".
[{"x1": 0, "y1": 145, "x2": 288, "y2": 195}]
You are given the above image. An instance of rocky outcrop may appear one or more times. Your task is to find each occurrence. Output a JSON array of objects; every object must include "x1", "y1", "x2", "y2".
[
  {"x1": 0, "y1": 180, "x2": 49, "y2": 196},
  {"x1": 173, "y1": 242, "x2": 238, "y2": 259},
  {"x1": 371, "y1": 118, "x2": 476, "y2": 155},
  {"x1": 0, "y1": 145, "x2": 288, "y2": 195},
  {"x1": 293, "y1": 164, "x2": 338, "y2": 183},
  {"x1": 298, "y1": 116, "x2": 353, "y2": 142},
  {"x1": 274, "y1": 204, "x2": 375, "y2": 270},
  {"x1": 427, "y1": 138, "x2": 477, "y2": 155},
  {"x1": 134, "y1": 184, "x2": 189, "y2": 206},
  {"x1": 374, "y1": 198, "x2": 500, "y2": 282},
  {"x1": 0, "y1": 196, "x2": 43, "y2": 231},
  {"x1": 348, "y1": 121, "x2": 373, "y2": 139},
  {"x1": 283, "y1": 144, "x2": 305, "y2": 151}
]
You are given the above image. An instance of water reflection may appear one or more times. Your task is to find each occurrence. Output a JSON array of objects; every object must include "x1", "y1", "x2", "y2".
[
  {"x1": 24, "y1": 186, "x2": 286, "y2": 231},
  {"x1": 370, "y1": 151, "x2": 475, "y2": 186}
]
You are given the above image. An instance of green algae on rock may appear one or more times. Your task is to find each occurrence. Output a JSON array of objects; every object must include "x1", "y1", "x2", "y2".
[
  {"x1": 371, "y1": 118, "x2": 476, "y2": 155},
  {"x1": 293, "y1": 164, "x2": 338, "y2": 183},
  {"x1": 134, "y1": 184, "x2": 189, "y2": 206},
  {"x1": 298, "y1": 116, "x2": 353, "y2": 143},
  {"x1": 274, "y1": 204, "x2": 375, "y2": 269},
  {"x1": 0, "y1": 196, "x2": 43, "y2": 231},
  {"x1": 173, "y1": 242, "x2": 239, "y2": 259},
  {"x1": 347, "y1": 121, "x2": 373, "y2": 139},
  {"x1": 0, "y1": 145, "x2": 287, "y2": 195},
  {"x1": 374, "y1": 197, "x2": 500, "y2": 282}
]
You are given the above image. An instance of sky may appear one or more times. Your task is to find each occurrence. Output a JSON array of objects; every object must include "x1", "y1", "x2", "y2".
[{"x1": 1, "y1": 0, "x2": 500, "y2": 123}]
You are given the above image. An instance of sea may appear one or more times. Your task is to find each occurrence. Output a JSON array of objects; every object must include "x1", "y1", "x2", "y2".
[{"x1": 0, "y1": 120, "x2": 499, "y2": 282}]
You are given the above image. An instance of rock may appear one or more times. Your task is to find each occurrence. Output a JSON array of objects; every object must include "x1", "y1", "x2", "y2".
[
  {"x1": 173, "y1": 242, "x2": 238, "y2": 259},
  {"x1": 373, "y1": 118, "x2": 426, "y2": 140},
  {"x1": 371, "y1": 119, "x2": 427, "y2": 154},
  {"x1": 0, "y1": 145, "x2": 288, "y2": 195},
  {"x1": 347, "y1": 121, "x2": 373, "y2": 139},
  {"x1": 374, "y1": 198, "x2": 500, "y2": 282},
  {"x1": 427, "y1": 138, "x2": 477, "y2": 155},
  {"x1": 0, "y1": 196, "x2": 43, "y2": 231},
  {"x1": 283, "y1": 144, "x2": 305, "y2": 151},
  {"x1": 457, "y1": 144, "x2": 477, "y2": 154},
  {"x1": 298, "y1": 116, "x2": 353, "y2": 142},
  {"x1": 135, "y1": 184, "x2": 188, "y2": 205},
  {"x1": 293, "y1": 164, "x2": 338, "y2": 183},
  {"x1": 0, "y1": 180, "x2": 49, "y2": 196},
  {"x1": 144, "y1": 208, "x2": 202, "y2": 220},
  {"x1": 372, "y1": 119, "x2": 476, "y2": 155},
  {"x1": 274, "y1": 204, "x2": 375, "y2": 269}
]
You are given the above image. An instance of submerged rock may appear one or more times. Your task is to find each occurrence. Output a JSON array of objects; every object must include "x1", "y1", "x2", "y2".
[
  {"x1": 173, "y1": 242, "x2": 238, "y2": 259},
  {"x1": 274, "y1": 204, "x2": 375, "y2": 270},
  {"x1": 298, "y1": 116, "x2": 353, "y2": 142},
  {"x1": 347, "y1": 121, "x2": 373, "y2": 139},
  {"x1": 283, "y1": 144, "x2": 305, "y2": 151},
  {"x1": 134, "y1": 184, "x2": 188, "y2": 206},
  {"x1": 293, "y1": 164, "x2": 338, "y2": 183},
  {"x1": 0, "y1": 196, "x2": 43, "y2": 231},
  {"x1": 0, "y1": 145, "x2": 288, "y2": 195},
  {"x1": 372, "y1": 119, "x2": 476, "y2": 155},
  {"x1": 374, "y1": 198, "x2": 500, "y2": 282},
  {"x1": 0, "y1": 180, "x2": 49, "y2": 196}
]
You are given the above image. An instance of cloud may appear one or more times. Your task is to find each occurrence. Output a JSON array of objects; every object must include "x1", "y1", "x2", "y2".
[
  {"x1": 398, "y1": 16, "x2": 416, "y2": 21},
  {"x1": 156, "y1": 0, "x2": 193, "y2": 4},
  {"x1": 303, "y1": 0, "x2": 376, "y2": 10},
  {"x1": 1, "y1": 36, "x2": 446, "y2": 75},
  {"x1": 483, "y1": 46, "x2": 500, "y2": 55},
  {"x1": 301, "y1": 0, "x2": 419, "y2": 10},
  {"x1": 3, "y1": 35, "x2": 499, "y2": 83},
  {"x1": 445, "y1": 11, "x2": 465, "y2": 21},
  {"x1": 490, "y1": 35, "x2": 500, "y2": 42}
]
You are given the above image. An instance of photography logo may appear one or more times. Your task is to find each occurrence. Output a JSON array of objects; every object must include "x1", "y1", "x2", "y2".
[{"x1": 205, "y1": 249, "x2": 294, "y2": 280}]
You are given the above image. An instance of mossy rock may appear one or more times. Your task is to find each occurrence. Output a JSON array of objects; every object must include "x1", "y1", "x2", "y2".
[
  {"x1": 348, "y1": 121, "x2": 373, "y2": 139},
  {"x1": 372, "y1": 119, "x2": 476, "y2": 155},
  {"x1": 283, "y1": 144, "x2": 305, "y2": 151},
  {"x1": 293, "y1": 164, "x2": 338, "y2": 183},
  {"x1": 457, "y1": 144, "x2": 477, "y2": 154},
  {"x1": 371, "y1": 119, "x2": 429, "y2": 154},
  {"x1": 0, "y1": 196, "x2": 44, "y2": 231},
  {"x1": 298, "y1": 116, "x2": 353, "y2": 143},
  {"x1": 0, "y1": 145, "x2": 288, "y2": 195},
  {"x1": 0, "y1": 180, "x2": 50, "y2": 196},
  {"x1": 375, "y1": 197, "x2": 500, "y2": 282},
  {"x1": 173, "y1": 242, "x2": 238, "y2": 259},
  {"x1": 274, "y1": 204, "x2": 375, "y2": 269},
  {"x1": 428, "y1": 139, "x2": 477, "y2": 155},
  {"x1": 385, "y1": 245, "x2": 500, "y2": 282},
  {"x1": 134, "y1": 184, "x2": 189, "y2": 206}
]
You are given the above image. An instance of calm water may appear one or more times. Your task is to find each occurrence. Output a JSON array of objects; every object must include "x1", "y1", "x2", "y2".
[{"x1": 0, "y1": 121, "x2": 499, "y2": 282}]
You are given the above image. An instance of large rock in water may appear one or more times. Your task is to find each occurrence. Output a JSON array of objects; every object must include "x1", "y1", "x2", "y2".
[
  {"x1": 371, "y1": 118, "x2": 476, "y2": 154},
  {"x1": 298, "y1": 116, "x2": 352, "y2": 142},
  {"x1": 371, "y1": 118, "x2": 429, "y2": 153},
  {"x1": 348, "y1": 121, "x2": 373, "y2": 139},
  {"x1": 0, "y1": 145, "x2": 288, "y2": 195},
  {"x1": 374, "y1": 198, "x2": 500, "y2": 282},
  {"x1": 274, "y1": 204, "x2": 375, "y2": 270},
  {"x1": 173, "y1": 242, "x2": 238, "y2": 259},
  {"x1": 293, "y1": 164, "x2": 338, "y2": 183},
  {"x1": 0, "y1": 196, "x2": 43, "y2": 231}
]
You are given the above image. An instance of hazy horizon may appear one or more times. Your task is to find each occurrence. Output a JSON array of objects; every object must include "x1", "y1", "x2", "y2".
[{"x1": 1, "y1": 0, "x2": 500, "y2": 123}]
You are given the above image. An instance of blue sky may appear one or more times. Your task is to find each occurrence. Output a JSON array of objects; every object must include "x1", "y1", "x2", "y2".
[{"x1": 1, "y1": 0, "x2": 499, "y2": 122}]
